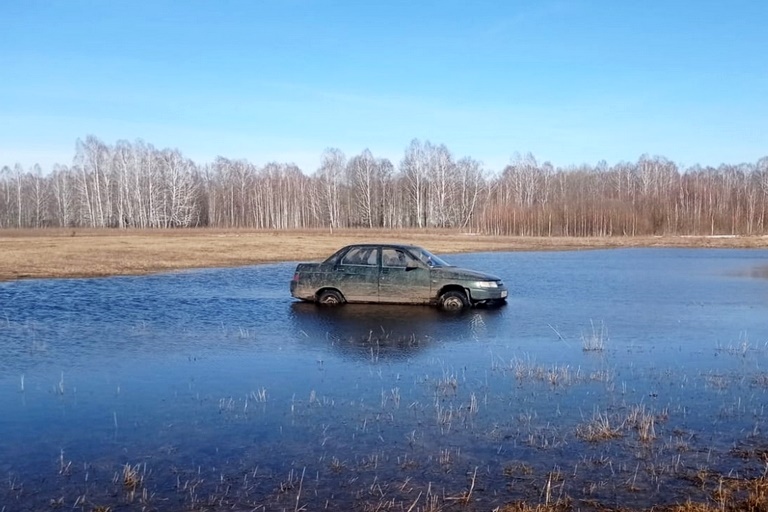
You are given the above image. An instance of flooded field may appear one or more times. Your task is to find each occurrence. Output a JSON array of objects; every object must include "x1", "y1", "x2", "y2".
[{"x1": 1, "y1": 248, "x2": 768, "y2": 511}]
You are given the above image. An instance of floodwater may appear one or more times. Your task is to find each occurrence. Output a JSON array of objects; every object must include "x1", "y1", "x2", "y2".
[{"x1": 1, "y1": 248, "x2": 767, "y2": 510}]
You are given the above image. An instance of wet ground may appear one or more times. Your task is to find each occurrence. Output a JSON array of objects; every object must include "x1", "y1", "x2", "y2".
[{"x1": 1, "y1": 248, "x2": 768, "y2": 510}]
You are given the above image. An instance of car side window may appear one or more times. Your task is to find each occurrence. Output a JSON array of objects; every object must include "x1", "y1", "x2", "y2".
[
  {"x1": 341, "y1": 247, "x2": 377, "y2": 266},
  {"x1": 382, "y1": 248, "x2": 413, "y2": 268},
  {"x1": 363, "y1": 248, "x2": 379, "y2": 266}
]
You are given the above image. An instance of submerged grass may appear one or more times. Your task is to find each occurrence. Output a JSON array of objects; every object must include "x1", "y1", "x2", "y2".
[
  {"x1": 28, "y1": 452, "x2": 768, "y2": 511},
  {"x1": 4, "y1": 298, "x2": 768, "y2": 511},
  {"x1": 7, "y1": 336, "x2": 767, "y2": 511},
  {"x1": 582, "y1": 320, "x2": 608, "y2": 352},
  {"x1": 576, "y1": 410, "x2": 624, "y2": 442},
  {"x1": 8, "y1": 402, "x2": 768, "y2": 511}
]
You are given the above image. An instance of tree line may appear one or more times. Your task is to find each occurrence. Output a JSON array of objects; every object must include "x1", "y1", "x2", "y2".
[{"x1": 2, "y1": 135, "x2": 767, "y2": 236}]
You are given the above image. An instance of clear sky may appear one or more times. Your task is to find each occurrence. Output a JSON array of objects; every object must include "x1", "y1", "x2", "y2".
[{"x1": 1, "y1": 0, "x2": 766, "y2": 174}]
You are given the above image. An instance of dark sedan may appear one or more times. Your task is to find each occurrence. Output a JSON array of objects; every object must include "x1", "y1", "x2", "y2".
[{"x1": 290, "y1": 244, "x2": 507, "y2": 311}]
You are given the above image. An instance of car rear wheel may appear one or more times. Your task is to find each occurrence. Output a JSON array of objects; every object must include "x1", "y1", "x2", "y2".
[
  {"x1": 317, "y1": 289, "x2": 345, "y2": 306},
  {"x1": 439, "y1": 290, "x2": 468, "y2": 311}
]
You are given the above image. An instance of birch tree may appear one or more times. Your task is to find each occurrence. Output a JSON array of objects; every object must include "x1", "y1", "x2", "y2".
[
  {"x1": 401, "y1": 139, "x2": 429, "y2": 227},
  {"x1": 347, "y1": 149, "x2": 380, "y2": 228},
  {"x1": 316, "y1": 148, "x2": 346, "y2": 232}
]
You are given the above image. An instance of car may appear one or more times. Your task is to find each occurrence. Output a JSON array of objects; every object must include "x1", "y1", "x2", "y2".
[{"x1": 289, "y1": 243, "x2": 507, "y2": 311}]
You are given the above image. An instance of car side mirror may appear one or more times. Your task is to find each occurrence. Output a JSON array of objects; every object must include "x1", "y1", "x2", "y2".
[{"x1": 405, "y1": 263, "x2": 420, "y2": 271}]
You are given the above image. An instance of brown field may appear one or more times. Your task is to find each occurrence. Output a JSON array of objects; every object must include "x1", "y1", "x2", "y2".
[{"x1": 1, "y1": 228, "x2": 767, "y2": 281}]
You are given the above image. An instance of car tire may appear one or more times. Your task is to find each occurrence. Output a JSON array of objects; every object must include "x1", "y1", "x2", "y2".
[
  {"x1": 439, "y1": 290, "x2": 468, "y2": 311},
  {"x1": 317, "y1": 289, "x2": 345, "y2": 306}
]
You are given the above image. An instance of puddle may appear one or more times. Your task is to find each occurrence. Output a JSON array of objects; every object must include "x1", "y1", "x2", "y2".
[{"x1": 1, "y1": 248, "x2": 768, "y2": 509}]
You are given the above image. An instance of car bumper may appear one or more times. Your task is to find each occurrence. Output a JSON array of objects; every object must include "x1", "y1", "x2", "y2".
[
  {"x1": 468, "y1": 287, "x2": 508, "y2": 302},
  {"x1": 290, "y1": 281, "x2": 314, "y2": 301}
]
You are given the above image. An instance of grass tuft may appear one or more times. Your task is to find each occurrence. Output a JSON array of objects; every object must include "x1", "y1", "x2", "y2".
[
  {"x1": 576, "y1": 410, "x2": 623, "y2": 442},
  {"x1": 582, "y1": 320, "x2": 607, "y2": 352}
]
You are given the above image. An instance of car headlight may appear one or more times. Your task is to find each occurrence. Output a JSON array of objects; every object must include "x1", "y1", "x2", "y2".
[{"x1": 476, "y1": 281, "x2": 498, "y2": 288}]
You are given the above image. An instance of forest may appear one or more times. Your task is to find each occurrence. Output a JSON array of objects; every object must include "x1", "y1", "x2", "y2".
[{"x1": 2, "y1": 135, "x2": 767, "y2": 236}]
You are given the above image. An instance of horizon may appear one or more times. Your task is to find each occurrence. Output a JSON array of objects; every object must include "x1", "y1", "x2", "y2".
[{"x1": 2, "y1": 1, "x2": 766, "y2": 174}]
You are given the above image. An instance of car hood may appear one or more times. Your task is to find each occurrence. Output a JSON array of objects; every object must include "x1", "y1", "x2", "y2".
[{"x1": 433, "y1": 267, "x2": 501, "y2": 281}]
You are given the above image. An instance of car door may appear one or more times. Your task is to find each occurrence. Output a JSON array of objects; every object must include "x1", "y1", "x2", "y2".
[
  {"x1": 334, "y1": 246, "x2": 380, "y2": 303},
  {"x1": 378, "y1": 247, "x2": 432, "y2": 304}
]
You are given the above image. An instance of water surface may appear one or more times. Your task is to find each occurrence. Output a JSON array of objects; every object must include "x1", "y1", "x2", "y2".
[{"x1": 1, "y1": 248, "x2": 767, "y2": 510}]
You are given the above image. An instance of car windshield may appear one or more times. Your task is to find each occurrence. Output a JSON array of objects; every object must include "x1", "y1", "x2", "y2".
[{"x1": 411, "y1": 247, "x2": 451, "y2": 268}]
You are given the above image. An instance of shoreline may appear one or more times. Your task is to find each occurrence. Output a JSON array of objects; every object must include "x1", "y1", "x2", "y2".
[{"x1": 1, "y1": 228, "x2": 766, "y2": 282}]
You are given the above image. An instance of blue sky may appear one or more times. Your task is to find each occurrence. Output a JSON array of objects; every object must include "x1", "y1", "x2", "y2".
[{"x1": 1, "y1": 0, "x2": 766, "y2": 173}]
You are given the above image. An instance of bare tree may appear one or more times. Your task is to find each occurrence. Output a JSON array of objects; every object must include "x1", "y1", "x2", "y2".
[
  {"x1": 455, "y1": 157, "x2": 484, "y2": 229},
  {"x1": 0, "y1": 166, "x2": 12, "y2": 227},
  {"x1": 316, "y1": 148, "x2": 346, "y2": 232},
  {"x1": 51, "y1": 164, "x2": 75, "y2": 227},
  {"x1": 159, "y1": 149, "x2": 198, "y2": 227},
  {"x1": 347, "y1": 149, "x2": 384, "y2": 228},
  {"x1": 401, "y1": 139, "x2": 429, "y2": 227},
  {"x1": 1, "y1": 135, "x2": 767, "y2": 237},
  {"x1": 427, "y1": 143, "x2": 456, "y2": 227}
]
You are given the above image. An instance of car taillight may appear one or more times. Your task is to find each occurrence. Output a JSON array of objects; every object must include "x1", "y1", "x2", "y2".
[{"x1": 292, "y1": 273, "x2": 300, "y2": 282}]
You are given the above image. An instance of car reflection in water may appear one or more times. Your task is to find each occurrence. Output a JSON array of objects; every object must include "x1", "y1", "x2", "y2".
[
  {"x1": 289, "y1": 302, "x2": 504, "y2": 360},
  {"x1": 749, "y1": 265, "x2": 768, "y2": 279},
  {"x1": 730, "y1": 264, "x2": 768, "y2": 279}
]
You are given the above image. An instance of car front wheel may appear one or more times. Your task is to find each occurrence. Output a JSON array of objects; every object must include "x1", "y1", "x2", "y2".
[
  {"x1": 439, "y1": 290, "x2": 468, "y2": 311},
  {"x1": 317, "y1": 289, "x2": 345, "y2": 306}
]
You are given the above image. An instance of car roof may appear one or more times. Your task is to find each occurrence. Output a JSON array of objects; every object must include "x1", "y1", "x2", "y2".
[{"x1": 342, "y1": 243, "x2": 422, "y2": 251}]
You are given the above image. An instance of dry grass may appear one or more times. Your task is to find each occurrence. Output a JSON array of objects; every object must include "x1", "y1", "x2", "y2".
[
  {"x1": 576, "y1": 410, "x2": 624, "y2": 442},
  {"x1": 498, "y1": 499, "x2": 571, "y2": 512},
  {"x1": 674, "y1": 473, "x2": 768, "y2": 512},
  {"x1": 497, "y1": 473, "x2": 768, "y2": 512},
  {"x1": 582, "y1": 320, "x2": 608, "y2": 352},
  {"x1": 1, "y1": 228, "x2": 766, "y2": 281}
]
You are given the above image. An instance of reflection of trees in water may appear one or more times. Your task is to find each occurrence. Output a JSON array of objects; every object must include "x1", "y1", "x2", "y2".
[
  {"x1": 732, "y1": 265, "x2": 768, "y2": 279},
  {"x1": 289, "y1": 302, "x2": 502, "y2": 360}
]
